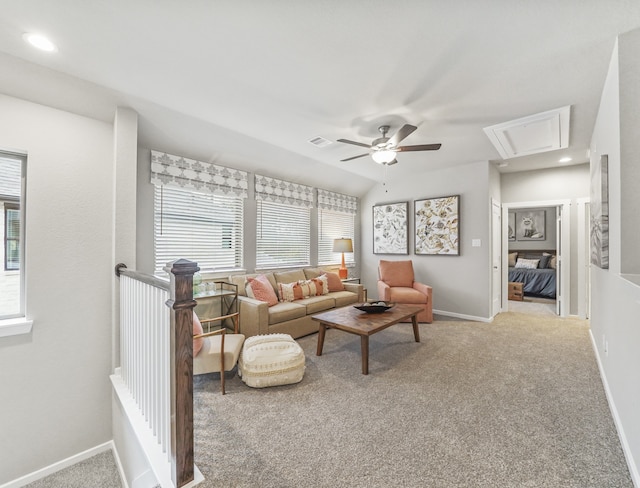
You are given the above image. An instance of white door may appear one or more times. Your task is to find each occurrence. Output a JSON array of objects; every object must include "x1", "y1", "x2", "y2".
[{"x1": 491, "y1": 201, "x2": 502, "y2": 316}]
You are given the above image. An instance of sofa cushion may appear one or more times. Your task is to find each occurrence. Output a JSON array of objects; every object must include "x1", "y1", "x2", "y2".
[
  {"x1": 274, "y1": 269, "x2": 307, "y2": 285},
  {"x1": 329, "y1": 290, "x2": 360, "y2": 308},
  {"x1": 296, "y1": 295, "x2": 335, "y2": 314},
  {"x1": 303, "y1": 267, "x2": 323, "y2": 279},
  {"x1": 268, "y1": 301, "x2": 307, "y2": 325},
  {"x1": 247, "y1": 275, "x2": 279, "y2": 306},
  {"x1": 379, "y1": 260, "x2": 415, "y2": 287}
]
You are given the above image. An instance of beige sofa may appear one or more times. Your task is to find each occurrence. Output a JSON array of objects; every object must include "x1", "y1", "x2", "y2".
[{"x1": 228, "y1": 268, "x2": 365, "y2": 339}]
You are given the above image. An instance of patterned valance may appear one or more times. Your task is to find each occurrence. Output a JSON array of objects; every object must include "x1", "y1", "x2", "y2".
[
  {"x1": 317, "y1": 189, "x2": 357, "y2": 215},
  {"x1": 150, "y1": 150, "x2": 248, "y2": 198},
  {"x1": 254, "y1": 174, "x2": 314, "y2": 208}
]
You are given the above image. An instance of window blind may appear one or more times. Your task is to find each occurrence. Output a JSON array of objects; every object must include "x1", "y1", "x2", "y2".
[
  {"x1": 256, "y1": 200, "x2": 310, "y2": 269},
  {"x1": 318, "y1": 209, "x2": 355, "y2": 265},
  {"x1": 154, "y1": 186, "x2": 244, "y2": 274}
]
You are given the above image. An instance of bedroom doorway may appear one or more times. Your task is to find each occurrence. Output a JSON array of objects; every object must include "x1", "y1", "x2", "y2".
[{"x1": 501, "y1": 200, "x2": 571, "y2": 317}]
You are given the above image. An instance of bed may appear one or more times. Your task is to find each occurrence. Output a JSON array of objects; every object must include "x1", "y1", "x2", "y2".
[{"x1": 508, "y1": 250, "x2": 557, "y2": 299}]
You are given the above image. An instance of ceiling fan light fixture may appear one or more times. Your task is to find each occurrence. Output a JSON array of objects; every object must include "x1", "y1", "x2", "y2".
[{"x1": 372, "y1": 150, "x2": 396, "y2": 164}]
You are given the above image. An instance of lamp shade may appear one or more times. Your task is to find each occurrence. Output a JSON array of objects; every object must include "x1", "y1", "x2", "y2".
[{"x1": 333, "y1": 238, "x2": 353, "y2": 253}]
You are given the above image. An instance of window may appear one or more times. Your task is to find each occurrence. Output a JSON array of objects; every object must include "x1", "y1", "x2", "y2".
[
  {"x1": 0, "y1": 151, "x2": 25, "y2": 319},
  {"x1": 317, "y1": 188, "x2": 358, "y2": 266},
  {"x1": 154, "y1": 186, "x2": 244, "y2": 274},
  {"x1": 254, "y1": 174, "x2": 314, "y2": 269},
  {"x1": 318, "y1": 209, "x2": 355, "y2": 265},
  {"x1": 256, "y1": 200, "x2": 310, "y2": 268}
]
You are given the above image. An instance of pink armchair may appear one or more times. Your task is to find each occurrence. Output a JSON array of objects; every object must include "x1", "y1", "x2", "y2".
[{"x1": 377, "y1": 260, "x2": 433, "y2": 323}]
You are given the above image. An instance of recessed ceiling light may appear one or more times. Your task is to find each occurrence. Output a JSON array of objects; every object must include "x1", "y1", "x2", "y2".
[
  {"x1": 558, "y1": 157, "x2": 572, "y2": 163},
  {"x1": 23, "y1": 33, "x2": 57, "y2": 52}
]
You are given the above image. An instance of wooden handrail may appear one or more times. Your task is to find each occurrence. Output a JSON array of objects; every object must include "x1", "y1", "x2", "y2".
[{"x1": 114, "y1": 263, "x2": 170, "y2": 291}]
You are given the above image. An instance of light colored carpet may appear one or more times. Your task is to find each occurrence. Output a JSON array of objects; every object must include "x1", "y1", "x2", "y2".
[
  {"x1": 24, "y1": 450, "x2": 121, "y2": 488},
  {"x1": 192, "y1": 312, "x2": 632, "y2": 488}
]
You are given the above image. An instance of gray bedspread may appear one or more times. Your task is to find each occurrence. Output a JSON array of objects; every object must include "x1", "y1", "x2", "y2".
[{"x1": 508, "y1": 267, "x2": 556, "y2": 298}]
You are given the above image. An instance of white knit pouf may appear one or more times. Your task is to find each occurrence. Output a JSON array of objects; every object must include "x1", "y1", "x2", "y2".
[{"x1": 238, "y1": 333, "x2": 306, "y2": 388}]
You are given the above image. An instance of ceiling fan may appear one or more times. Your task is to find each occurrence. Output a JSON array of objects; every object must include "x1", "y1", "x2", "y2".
[{"x1": 337, "y1": 124, "x2": 441, "y2": 165}]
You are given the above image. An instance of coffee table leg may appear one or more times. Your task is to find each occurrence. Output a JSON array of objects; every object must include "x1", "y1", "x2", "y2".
[
  {"x1": 412, "y1": 314, "x2": 420, "y2": 342},
  {"x1": 361, "y1": 335, "x2": 369, "y2": 375},
  {"x1": 316, "y1": 323, "x2": 327, "y2": 356}
]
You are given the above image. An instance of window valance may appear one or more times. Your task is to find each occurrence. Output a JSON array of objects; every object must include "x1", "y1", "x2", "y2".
[
  {"x1": 317, "y1": 189, "x2": 357, "y2": 215},
  {"x1": 254, "y1": 174, "x2": 314, "y2": 208},
  {"x1": 150, "y1": 150, "x2": 248, "y2": 198}
]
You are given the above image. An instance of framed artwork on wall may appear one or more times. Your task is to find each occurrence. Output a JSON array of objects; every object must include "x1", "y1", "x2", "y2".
[
  {"x1": 516, "y1": 209, "x2": 545, "y2": 240},
  {"x1": 508, "y1": 212, "x2": 516, "y2": 241},
  {"x1": 414, "y1": 195, "x2": 459, "y2": 255},
  {"x1": 590, "y1": 154, "x2": 609, "y2": 269},
  {"x1": 372, "y1": 201, "x2": 409, "y2": 254}
]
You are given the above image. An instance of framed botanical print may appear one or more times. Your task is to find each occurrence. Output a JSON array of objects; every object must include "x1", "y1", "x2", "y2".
[
  {"x1": 372, "y1": 202, "x2": 409, "y2": 254},
  {"x1": 414, "y1": 195, "x2": 459, "y2": 255}
]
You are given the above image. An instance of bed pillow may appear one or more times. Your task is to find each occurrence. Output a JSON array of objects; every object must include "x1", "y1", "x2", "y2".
[
  {"x1": 246, "y1": 274, "x2": 279, "y2": 306},
  {"x1": 515, "y1": 258, "x2": 540, "y2": 269},
  {"x1": 508, "y1": 252, "x2": 517, "y2": 267},
  {"x1": 538, "y1": 254, "x2": 551, "y2": 269},
  {"x1": 543, "y1": 252, "x2": 557, "y2": 269}
]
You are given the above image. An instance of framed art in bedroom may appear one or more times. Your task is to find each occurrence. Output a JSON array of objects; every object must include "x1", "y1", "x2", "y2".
[
  {"x1": 414, "y1": 195, "x2": 459, "y2": 255},
  {"x1": 372, "y1": 201, "x2": 409, "y2": 254},
  {"x1": 516, "y1": 209, "x2": 545, "y2": 241}
]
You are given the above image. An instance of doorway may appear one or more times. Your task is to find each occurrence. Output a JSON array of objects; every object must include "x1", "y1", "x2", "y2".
[{"x1": 499, "y1": 200, "x2": 571, "y2": 317}]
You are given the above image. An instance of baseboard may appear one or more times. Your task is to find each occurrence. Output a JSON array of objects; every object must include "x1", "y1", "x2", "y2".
[
  {"x1": 0, "y1": 441, "x2": 116, "y2": 488},
  {"x1": 433, "y1": 309, "x2": 493, "y2": 323},
  {"x1": 589, "y1": 330, "x2": 640, "y2": 487}
]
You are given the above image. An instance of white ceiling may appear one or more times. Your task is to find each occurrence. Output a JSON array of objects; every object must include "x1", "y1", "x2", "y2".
[{"x1": 1, "y1": 1, "x2": 639, "y2": 196}]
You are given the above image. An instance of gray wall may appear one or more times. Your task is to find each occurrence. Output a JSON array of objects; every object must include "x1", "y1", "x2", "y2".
[
  {"x1": 360, "y1": 160, "x2": 493, "y2": 320},
  {"x1": 0, "y1": 94, "x2": 115, "y2": 484},
  {"x1": 590, "y1": 31, "x2": 640, "y2": 484}
]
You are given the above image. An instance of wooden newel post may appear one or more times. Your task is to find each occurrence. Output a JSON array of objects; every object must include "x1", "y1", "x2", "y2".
[{"x1": 164, "y1": 258, "x2": 200, "y2": 488}]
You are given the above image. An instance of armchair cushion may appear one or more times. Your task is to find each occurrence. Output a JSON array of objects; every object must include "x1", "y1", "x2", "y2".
[
  {"x1": 193, "y1": 312, "x2": 204, "y2": 357},
  {"x1": 379, "y1": 260, "x2": 415, "y2": 287}
]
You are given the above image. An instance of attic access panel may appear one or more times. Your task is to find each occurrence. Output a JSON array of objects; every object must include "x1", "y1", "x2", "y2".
[{"x1": 483, "y1": 106, "x2": 570, "y2": 159}]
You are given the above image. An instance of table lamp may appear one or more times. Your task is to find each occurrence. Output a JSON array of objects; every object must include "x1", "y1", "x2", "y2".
[{"x1": 333, "y1": 238, "x2": 353, "y2": 279}]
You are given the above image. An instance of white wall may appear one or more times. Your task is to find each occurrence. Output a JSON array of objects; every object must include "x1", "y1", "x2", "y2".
[
  {"x1": 0, "y1": 94, "x2": 115, "y2": 484},
  {"x1": 360, "y1": 160, "x2": 493, "y2": 320},
  {"x1": 590, "y1": 32, "x2": 640, "y2": 484},
  {"x1": 501, "y1": 164, "x2": 590, "y2": 314}
]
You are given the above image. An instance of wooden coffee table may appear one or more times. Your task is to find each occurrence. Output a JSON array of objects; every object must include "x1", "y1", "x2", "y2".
[{"x1": 312, "y1": 304, "x2": 423, "y2": 374}]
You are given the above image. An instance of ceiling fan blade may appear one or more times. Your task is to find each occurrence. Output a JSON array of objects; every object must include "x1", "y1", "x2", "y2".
[
  {"x1": 396, "y1": 143, "x2": 442, "y2": 152},
  {"x1": 387, "y1": 124, "x2": 417, "y2": 147},
  {"x1": 340, "y1": 153, "x2": 370, "y2": 162},
  {"x1": 337, "y1": 138, "x2": 371, "y2": 149},
  {"x1": 386, "y1": 159, "x2": 398, "y2": 166}
]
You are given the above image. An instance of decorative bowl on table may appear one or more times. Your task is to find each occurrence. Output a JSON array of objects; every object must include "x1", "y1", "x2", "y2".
[{"x1": 354, "y1": 301, "x2": 395, "y2": 313}]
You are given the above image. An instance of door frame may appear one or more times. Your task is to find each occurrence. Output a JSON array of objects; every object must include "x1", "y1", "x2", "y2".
[{"x1": 501, "y1": 199, "x2": 571, "y2": 317}]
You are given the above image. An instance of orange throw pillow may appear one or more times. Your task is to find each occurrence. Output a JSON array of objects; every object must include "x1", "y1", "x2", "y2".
[
  {"x1": 193, "y1": 312, "x2": 204, "y2": 357},
  {"x1": 247, "y1": 275, "x2": 279, "y2": 306},
  {"x1": 323, "y1": 272, "x2": 344, "y2": 292}
]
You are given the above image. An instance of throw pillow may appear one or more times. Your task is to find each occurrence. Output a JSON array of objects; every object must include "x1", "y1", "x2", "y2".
[
  {"x1": 508, "y1": 252, "x2": 517, "y2": 267},
  {"x1": 322, "y1": 272, "x2": 345, "y2": 292},
  {"x1": 247, "y1": 274, "x2": 279, "y2": 306},
  {"x1": 515, "y1": 258, "x2": 540, "y2": 270},
  {"x1": 543, "y1": 252, "x2": 557, "y2": 269},
  {"x1": 193, "y1": 312, "x2": 204, "y2": 357},
  {"x1": 313, "y1": 274, "x2": 329, "y2": 295},
  {"x1": 278, "y1": 279, "x2": 324, "y2": 302}
]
